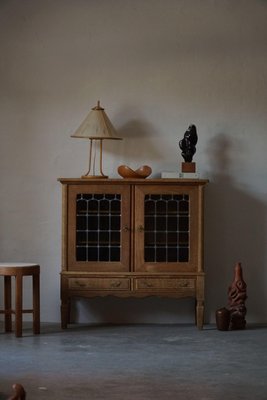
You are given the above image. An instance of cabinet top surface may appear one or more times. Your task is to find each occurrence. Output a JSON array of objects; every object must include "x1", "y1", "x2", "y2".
[{"x1": 58, "y1": 178, "x2": 209, "y2": 185}]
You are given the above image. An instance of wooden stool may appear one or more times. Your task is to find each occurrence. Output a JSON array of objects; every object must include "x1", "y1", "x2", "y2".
[{"x1": 0, "y1": 263, "x2": 40, "y2": 337}]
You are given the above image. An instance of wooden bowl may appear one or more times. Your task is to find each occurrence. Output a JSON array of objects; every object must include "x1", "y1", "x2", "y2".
[{"x1": 118, "y1": 165, "x2": 152, "y2": 179}]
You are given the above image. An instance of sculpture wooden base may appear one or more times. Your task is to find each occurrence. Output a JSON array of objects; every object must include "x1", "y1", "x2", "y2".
[{"x1": 181, "y1": 162, "x2": 196, "y2": 173}]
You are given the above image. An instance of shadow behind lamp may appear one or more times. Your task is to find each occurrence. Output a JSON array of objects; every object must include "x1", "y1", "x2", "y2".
[{"x1": 71, "y1": 101, "x2": 122, "y2": 179}]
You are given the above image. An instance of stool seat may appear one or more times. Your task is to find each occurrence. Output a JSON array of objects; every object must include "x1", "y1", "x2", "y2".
[
  {"x1": 0, "y1": 263, "x2": 40, "y2": 337},
  {"x1": 0, "y1": 262, "x2": 39, "y2": 267}
]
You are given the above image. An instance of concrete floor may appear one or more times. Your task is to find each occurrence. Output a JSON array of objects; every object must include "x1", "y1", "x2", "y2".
[{"x1": 0, "y1": 323, "x2": 267, "y2": 400}]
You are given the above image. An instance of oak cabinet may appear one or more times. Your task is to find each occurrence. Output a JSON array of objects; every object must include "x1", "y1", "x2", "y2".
[{"x1": 58, "y1": 178, "x2": 208, "y2": 329}]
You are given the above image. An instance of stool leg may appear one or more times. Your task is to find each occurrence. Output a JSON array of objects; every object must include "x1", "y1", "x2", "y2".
[
  {"x1": 33, "y1": 272, "x2": 40, "y2": 334},
  {"x1": 4, "y1": 276, "x2": 12, "y2": 332},
  {"x1": 15, "y1": 274, "x2": 23, "y2": 337}
]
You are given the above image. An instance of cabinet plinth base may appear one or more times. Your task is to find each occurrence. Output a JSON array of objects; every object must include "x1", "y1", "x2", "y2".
[{"x1": 60, "y1": 272, "x2": 205, "y2": 329}]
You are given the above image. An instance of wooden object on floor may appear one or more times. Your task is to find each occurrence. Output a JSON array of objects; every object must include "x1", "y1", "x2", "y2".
[
  {"x1": 7, "y1": 384, "x2": 26, "y2": 400},
  {"x1": 228, "y1": 262, "x2": 247, "y2": 330},
  {"x1": 0, "y1": 263, "x2": 40, "y2": 337},
  {"x1": 58, "y1": 178, "x2": 208, "y2": 329}
]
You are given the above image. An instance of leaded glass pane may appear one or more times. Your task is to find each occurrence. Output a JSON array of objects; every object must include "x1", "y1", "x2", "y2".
[
  {"x1": 144, "y1": 194, "x2": 190, "y2": 263},
  {"x1": 76, "y1": 193, "x2": 121, "y2": 262}
]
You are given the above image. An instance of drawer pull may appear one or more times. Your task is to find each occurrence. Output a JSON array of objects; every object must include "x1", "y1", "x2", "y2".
[
  {"x1": 180, "y1": 281, "x2": 189, "y2": 287},
  {"x1": 75, "y1": 280, "x2": 86, "y2": 287},
  {"x1": 143, "y1": 281, "x2": 153, "y2": 288},
  {"x1": 110, "y1": 280, "x2": 122, "y2": 288}
]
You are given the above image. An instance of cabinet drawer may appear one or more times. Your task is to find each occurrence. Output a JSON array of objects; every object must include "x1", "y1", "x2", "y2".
[
  {"x1": 69, "y1": 278, "x2": 130, "y2": 291},
  {"x1": 134, "y1": 278, "x2": 195, "y2": 291}
]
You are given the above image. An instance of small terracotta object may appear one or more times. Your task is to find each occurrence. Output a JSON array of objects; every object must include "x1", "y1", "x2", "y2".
[
  {"x1": 118, "y1": 165, "x2": 152, "y2": 179},
  {"x1": 8, "y1": 383, "x2": 26, "y2": 400},
  {"x1": 216, "y1": 307, "x2": 231, "y2": 331}
]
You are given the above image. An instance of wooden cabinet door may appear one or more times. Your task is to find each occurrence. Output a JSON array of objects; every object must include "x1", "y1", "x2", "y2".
[
  {"x1": 134, "y1": 184, "x2": 201, "y2": 273},
  {"x1": 67, "y1": 184, "x2": 131, "y2": 272}
]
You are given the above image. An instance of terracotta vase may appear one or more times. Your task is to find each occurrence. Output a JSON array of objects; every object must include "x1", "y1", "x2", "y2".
[
  {"x1": 216, "y1": 307, "x2": 231, "y2": 331},
  {"x1": 228, "y1": 262, "x2": 247, "y2": 330}
]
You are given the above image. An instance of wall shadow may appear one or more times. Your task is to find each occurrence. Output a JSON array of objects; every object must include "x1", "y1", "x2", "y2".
[
  {"x1": 204, "y1": 134, "x2": 267, "y2": 323},
  {"x1": 103, "y1": 117, "x2": 163, "y2": 177}
]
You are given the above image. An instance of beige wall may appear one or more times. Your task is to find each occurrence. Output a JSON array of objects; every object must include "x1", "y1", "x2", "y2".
[{"x1": 1, "y1": 0, "x2": 267, "y2": 324}]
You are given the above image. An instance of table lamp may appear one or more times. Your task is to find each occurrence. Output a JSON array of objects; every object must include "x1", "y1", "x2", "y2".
[{"x1": 71, "y1": 101, "x2": 122, "y2": 178}]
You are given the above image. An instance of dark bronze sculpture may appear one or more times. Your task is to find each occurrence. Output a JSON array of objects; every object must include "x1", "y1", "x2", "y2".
[
  {"x1": 179, "y1": 124, "x2": 198, "y2": 162},
  {"x1": 228, "y1": 262, "x2": 247, "y2": 330}
]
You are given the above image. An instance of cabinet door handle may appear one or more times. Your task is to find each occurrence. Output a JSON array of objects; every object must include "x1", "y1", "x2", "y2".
[
  {"x1": 137, "y1": 225, "x2": 145, "y2": 232},
  {"x1": 122, "y1": 225, "x2": 130, "y2": 232}
]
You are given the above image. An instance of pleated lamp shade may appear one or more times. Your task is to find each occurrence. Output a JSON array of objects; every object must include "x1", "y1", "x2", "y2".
[
  {"x1": 71, "y1": 101, "x2": 122, "y2": 140},
  {"x1": 71, "y1": 101, "x2": 122, "y2": 178}
]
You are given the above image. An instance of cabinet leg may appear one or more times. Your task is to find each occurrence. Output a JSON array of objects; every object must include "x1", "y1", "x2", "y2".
[
  {"x1": 61, "y1": 300, "x2": 70, "y2": 329},
  {"x1": 196, "y1": 300, "x2": 204, "y2": 329}
]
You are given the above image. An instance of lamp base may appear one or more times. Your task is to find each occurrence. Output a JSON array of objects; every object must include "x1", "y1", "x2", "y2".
[{"x1": 81, "y1": 174, "x2": 108, "y2": 179}]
